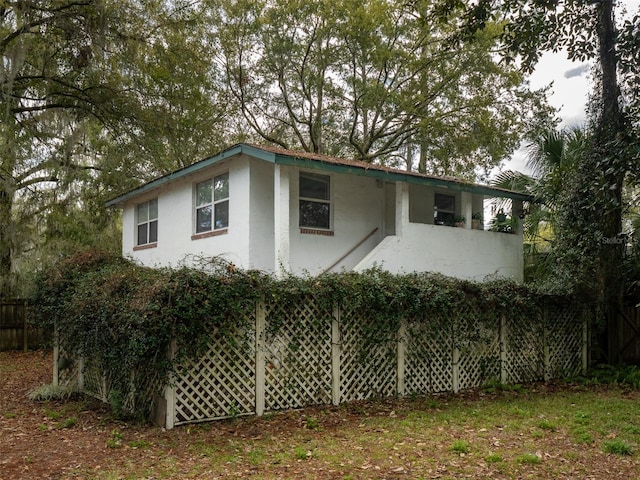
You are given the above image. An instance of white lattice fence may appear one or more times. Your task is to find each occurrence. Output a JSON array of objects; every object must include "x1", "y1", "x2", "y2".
[
  {"x1": 173, "y1": 326, "x2": 256, "y2": 425},
  {"x1": 81, "y1": 357, "x2": 108, "y2": 402},
  {"x1": 457, "y1": 313, "x2": 501, "y2": 391},
  {"x1": 505, "y1": 314, "x2": 545, "y2": 383},
  {"x1": 263, "y1": 299, "x2": 332, "y2": 410},
  {"x1": 58, "y1": 297, "x2": 587, "y2": 428},
  {"x1": 339, "y1": 306, "x2": 397, "y2": 402},
  {"x1": 546, "y1": 305, "x2": 586, "y2": 378},
  {"x1": 405, "y1": 316, "x2": 453, "y2": 394}
]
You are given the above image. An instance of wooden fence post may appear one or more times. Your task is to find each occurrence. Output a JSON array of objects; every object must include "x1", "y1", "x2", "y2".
[
  {"x1": 162, "y1": 339, "x2": 177, "y2": 429},
  {"x1": 500, "y1": 314, "x2": 507, "y2": 384},
  {"x1": 53, "y1": 325, "x2": 59, "y2": 386},
  {"x1": 452, "y1": 346, "x2": 460, "y2": 393},
  {"x1": 452, "y1": 320, "x2": 460, "y2": 393},
  {"x1": 397, "y1": 318, "x2": 406, "y2": 397},
  {"x1": 331, "y1": 305, "x2": 341, "y2": 406},
  {"x1": 255, "y1": 300, "x2": 266, "y2": 416}
]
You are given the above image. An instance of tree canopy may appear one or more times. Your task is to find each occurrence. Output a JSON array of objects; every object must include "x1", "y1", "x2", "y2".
[
  {"x1": 215, "y1": 0, "x2": 554, "y2": 178},
  {"x1": 0, "y1": 0, "x2": 228, "y2": 296}
]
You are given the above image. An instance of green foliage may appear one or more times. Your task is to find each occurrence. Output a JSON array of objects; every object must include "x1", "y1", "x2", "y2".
[
  {"x1": 485, "y1": 453, "x2": 503, "y2": 463},
  {"x1": 583, "y1": 364, "x2": 640, "y2": 389},
  {"x1": 0, "y1": 0, "x2": 230, "y2": 297},
  {"x1": 57, "y1": 417, "x2": 78, "y2": 429},
  {"x1": 603, "y1": 439, "x2": 633, "y2": 456},
  {"x1": 516, "y1": 453, "x2": 541, "y2": 465},
  {"x1": 450, "y1": 440, "x2": 470, "y2": 454},
  {"x1": 30, "y1": 249, "x2": 580, "y2": 420},
  {"x1": 482, "y1": 378, "x2": 523, "y2": 394},
  {"x1": 31, "y1": 250, "x2": 266, "y2": 419},
  {"x1": 106, "y1": 429, "x2": 124, "y2": 449},
  {"x1": 293, "y1": 446, "x2": 312, "y2": 460},
  {"x1": 305, "y1": 416, "x2": 320, "y2": 430},
  {"x1": 27, "y1": 384, "x2": 79, "y2": 402},
  {"x1": 217, "y1": 0, "x2": 553, "y2": 177}
]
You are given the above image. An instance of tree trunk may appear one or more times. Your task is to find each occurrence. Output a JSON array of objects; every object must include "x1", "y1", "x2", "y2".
[
  {"x1": 0, "y1": 188, "x2": 15, "y2": 298},
  {"x1": 596, "y1": 0, "x2": 626, "y2": 363}
]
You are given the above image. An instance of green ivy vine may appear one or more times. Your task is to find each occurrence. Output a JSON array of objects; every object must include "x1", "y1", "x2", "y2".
[{"x1": 30, "y1": 249, "x2": 582, "y2": 420}]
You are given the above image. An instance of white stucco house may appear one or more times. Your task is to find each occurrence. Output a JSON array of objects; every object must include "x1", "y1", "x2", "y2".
[{"x1": 106, "y1": 143, "x2": 532, "y2": 282}]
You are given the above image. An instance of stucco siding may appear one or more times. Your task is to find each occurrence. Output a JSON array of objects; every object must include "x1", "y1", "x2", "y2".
[
  {"x1": 118, "y1": 146, "x2": 525, "y2": 281},
  {"x1": 355, "y1": 223, "x2": 524, "y2": 282},
  {"x1": 248, "y1": 158, "x2": 275, "y2": 272},
  {"x1": 124, "y1": 157, "x2": 252, "y2": 269},
  {"x1": 288, "y1": 169, "x2": 384, "y2": 276}
]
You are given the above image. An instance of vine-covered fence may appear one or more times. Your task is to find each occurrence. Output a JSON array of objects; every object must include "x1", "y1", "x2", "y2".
[{"x1": 54, "y1": 297, "x2": 586, "y2": 429}]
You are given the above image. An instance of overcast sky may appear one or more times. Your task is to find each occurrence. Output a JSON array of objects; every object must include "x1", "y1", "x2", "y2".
[{"x1": 502, "y1": 0, "x2": 639, "y2": 175}]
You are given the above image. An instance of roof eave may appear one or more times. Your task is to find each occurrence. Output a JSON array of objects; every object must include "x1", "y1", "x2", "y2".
[
  {"x1": 274, "y1": 154, "x2": 534, "y2": 202},
  {"x1": 105, "y1": 143, "x2": 533, "y2": 207},
  {"x1": 105, "y1": 144, "x2": 276, "y2": 207}
]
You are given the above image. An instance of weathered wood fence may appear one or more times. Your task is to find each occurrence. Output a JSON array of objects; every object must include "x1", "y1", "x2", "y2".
[
  {"x1": 54, "y1": 296, "x2": 587, "y2": 429},
  {"x1": 0, "y1": 299, "x2": 45, "y2": 351}
]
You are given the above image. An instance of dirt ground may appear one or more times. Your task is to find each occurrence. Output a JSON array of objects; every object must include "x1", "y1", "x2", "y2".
[
  {"x1": 2, "y1": 350, "x2": 640, "y2": 480},
  {"x1": 1, "y1": 349, "x2": 378, "y2": 480}
]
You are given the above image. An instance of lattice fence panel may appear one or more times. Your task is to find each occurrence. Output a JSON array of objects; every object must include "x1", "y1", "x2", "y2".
[
  {"x1": 82, "y1": 357, "x2": 108, "y2": 401},
  {"x1": 457, "y1": 313, "x2": 501, "y2": 390},
  {"x1": 405, "y1": 316, "x2": 453, "y2": 394},
  {"x1": 340, "y1": 305, "x2": 397, "y2": 402},
  {"x1": 505, "y1": 315, "x2": 545, "y2": 383},
  {"x1": 547, "y1": 306, "x2": 584, "y2": 378},
  {"x1": 263, "y1": 297, "x2": 332, "y2": 411},
  {"x1": 174, "y1": 319, "x2": 256, "y2": 425}
]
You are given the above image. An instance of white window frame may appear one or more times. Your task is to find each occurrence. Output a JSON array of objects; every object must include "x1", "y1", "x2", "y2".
[
  {"x1": 136, "y1": 198, "x2": 158, "y2": 246},
  {"x1": 299, "y1": 172, "x2": 331, "y2": 230},
  {"x1": 195, "y1": 172, "x2": 229, "y2": 234}
]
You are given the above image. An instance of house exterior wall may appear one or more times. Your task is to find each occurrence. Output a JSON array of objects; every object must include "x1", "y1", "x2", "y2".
[
  {"x1": 354, "y1": 223, "x2": 524, "y2": 282},
  {"x1": 123, "y1": 157, "x2": 253, "y2": 269},
  {"x1": 248, "y1": 158, "x2": 276, "y2": 272},
  {"x1": 120, "y1": 152, "x2": 524, "y2": 282},
  {"x1": 288, "y1": 168, "x2": 385, "y2": 276}
]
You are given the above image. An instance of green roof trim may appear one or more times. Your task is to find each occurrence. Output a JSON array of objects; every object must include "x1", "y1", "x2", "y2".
[{"x1": 106, "y1": 143, "x2": 533, "y2": 207}]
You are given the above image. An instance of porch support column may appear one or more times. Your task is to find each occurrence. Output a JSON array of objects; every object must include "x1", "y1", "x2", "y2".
[
  {"x1": 461, "y1": 192, "x2": 472, "y2": 229},
  {"x1": 274, "y1": 164, "x2": 291, "y2": 277},
  {"x1": 511, "y1": 199, "x2": 523, "y2": 236},
  {"x1": 395, "y1": 181, "x2": 409, "y2": 236}
]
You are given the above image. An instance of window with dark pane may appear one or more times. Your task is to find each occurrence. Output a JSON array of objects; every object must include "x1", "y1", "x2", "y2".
[
  {"x1": 434, "y1": 193, "x2": 455, "y2": 226},
  {"x1": 136, "y1": 198, "x2": 158, "y2": 245},
  {"x1": 299, "y1": 172, "x2": 330, "y2": 229}
]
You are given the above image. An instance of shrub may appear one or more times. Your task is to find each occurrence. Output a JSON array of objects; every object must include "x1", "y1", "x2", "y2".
[{"x1": 27, "y1": 384, "x2": 78, "y2": 401}]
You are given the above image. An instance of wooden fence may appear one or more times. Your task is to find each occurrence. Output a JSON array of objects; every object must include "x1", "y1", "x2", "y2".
[
  {"x1": 54, "y1": 296, "x2": 587, "y2": 429},
  {"x1": 0, "y1": 299, "x2": 45, "y2": 351}
]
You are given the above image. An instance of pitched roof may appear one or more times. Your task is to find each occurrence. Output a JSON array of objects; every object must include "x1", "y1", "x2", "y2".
[{"x1": 106, "y1": 143, "x2": 533, "y2": 207}]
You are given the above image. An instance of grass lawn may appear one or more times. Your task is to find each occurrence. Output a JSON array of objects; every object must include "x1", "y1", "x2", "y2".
[{"x1": 91, "y1": 385, "x2": 640, "y2": 479}]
